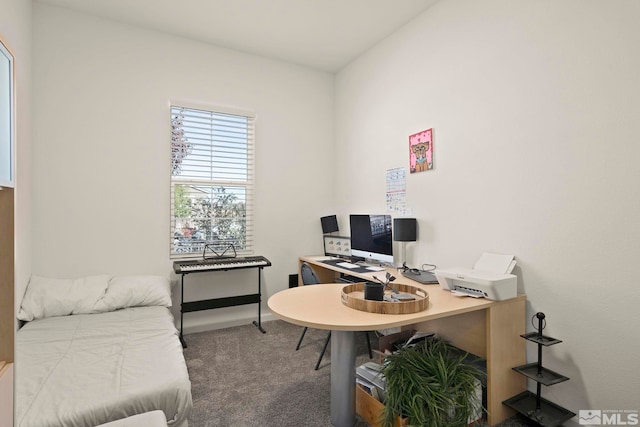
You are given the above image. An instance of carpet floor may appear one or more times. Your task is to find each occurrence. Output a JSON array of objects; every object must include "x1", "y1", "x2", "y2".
[{"x1": 183, "y1": 319, "x2": 532, "y2": 427}]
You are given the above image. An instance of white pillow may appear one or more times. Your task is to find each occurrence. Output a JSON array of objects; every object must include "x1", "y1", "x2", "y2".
[
  {"x1": 101, "y1": 275, "x2": 172, "y2": 310},
  {"x1": 17, "y1": 274, "x2": 111, "y2": 321}
]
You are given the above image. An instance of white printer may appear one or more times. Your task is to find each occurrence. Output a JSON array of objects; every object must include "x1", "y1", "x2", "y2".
[{"x1": 435, "y1": 253, "x2": 517, "y2": 301}]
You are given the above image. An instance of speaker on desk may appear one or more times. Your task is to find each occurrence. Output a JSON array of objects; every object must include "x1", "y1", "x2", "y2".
[
  {"x1": 320, "y1": 215, "x2": 339, "y2": 234},
  {"x1": 394, "y1": 218, "x2": 417, "y2": 267}
]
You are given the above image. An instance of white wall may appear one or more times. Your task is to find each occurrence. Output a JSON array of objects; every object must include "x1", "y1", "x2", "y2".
[
  {"x1": 27, "y1": 0, "x2": 640, "y2": 416},
  {"x1": 32, "y1": 3, "x2": 334, "y2": 332},
  {"x1": 0, "y1": 0, "x2": 33, "y2": 321},
  {"x1": 335, "y1": 0, "x2": 639, "y2": 414}
]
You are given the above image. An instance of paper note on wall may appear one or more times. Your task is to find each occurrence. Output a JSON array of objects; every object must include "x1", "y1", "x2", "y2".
[{"x1": 386, "y1": 167, "x2": 407, "y2": 214}]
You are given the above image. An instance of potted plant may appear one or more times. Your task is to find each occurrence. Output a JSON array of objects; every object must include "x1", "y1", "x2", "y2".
[{"x1": 381, "y1": 337, "x2": 484, "y2": 427}]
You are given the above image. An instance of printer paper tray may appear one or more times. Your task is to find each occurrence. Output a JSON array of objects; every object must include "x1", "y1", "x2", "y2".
[{"x1": 451, "y1": 286, "x2": 485, "y2": 298}]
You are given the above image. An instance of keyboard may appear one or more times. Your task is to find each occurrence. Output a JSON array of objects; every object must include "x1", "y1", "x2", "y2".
[
  {"x1": 336, "y1": 261, "x2": 360, "y2": 269},
  {"x1": 173, "y1": 256, "x2": 271, "y2": 273}
]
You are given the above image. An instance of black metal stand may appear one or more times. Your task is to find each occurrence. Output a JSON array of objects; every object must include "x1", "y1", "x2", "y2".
[
  {"x1": 503, "y1": 312, "x2": 575, "y2": 426},
  {"x1": 179, "y1": 265, "x2": 267, "y2": 348},
  {"x1": 252, "y1": 267, "x2": 266, "y2": 333}
]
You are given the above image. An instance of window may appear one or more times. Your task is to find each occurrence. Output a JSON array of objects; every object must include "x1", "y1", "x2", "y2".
[
  {"x1": 170, "y1": 103, "x2": 255, "y2": 258},
  {"x1": 0, "y1": 37, "x2": 14, "y2": 188}
]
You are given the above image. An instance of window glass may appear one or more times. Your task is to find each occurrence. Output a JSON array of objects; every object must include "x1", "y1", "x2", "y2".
[{"x1": 170, "y1": 105, "x2": 254, "y2": 258}]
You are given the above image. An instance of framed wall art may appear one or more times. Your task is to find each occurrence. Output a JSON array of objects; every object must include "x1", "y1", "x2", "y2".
[{"x1": 409, "y1": 128, "x2": 433, "y2": 174}]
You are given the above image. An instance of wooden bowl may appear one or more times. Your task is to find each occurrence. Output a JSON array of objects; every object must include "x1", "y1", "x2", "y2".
[{"x1": 341, "y1": 282, "x2": 429, "y2": 314}]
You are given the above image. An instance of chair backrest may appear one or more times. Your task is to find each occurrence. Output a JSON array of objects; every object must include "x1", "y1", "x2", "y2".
[{"x1": 300, "y1": 262, "x2": 320, "y2": 285}]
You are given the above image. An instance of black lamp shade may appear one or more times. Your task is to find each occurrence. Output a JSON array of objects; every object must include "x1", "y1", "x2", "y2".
[
  {"x1": 394, "y1": 218, "x2": 417, "y2": 242},
  {"x1": 321, "y1": 215, "x2": 339, "y2": 234}
]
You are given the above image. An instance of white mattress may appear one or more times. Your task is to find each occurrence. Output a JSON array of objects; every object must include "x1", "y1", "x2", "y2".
[{"x1": 15, "y1": 306, "x2": 192, "y2": 427}]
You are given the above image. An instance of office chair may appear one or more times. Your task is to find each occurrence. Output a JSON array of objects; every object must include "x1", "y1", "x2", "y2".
[{"x1": 295, "y1": 262, "x2": 372, "y2": 370}]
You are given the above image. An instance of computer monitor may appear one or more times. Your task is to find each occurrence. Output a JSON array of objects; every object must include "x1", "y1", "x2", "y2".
[{"x1": 349, "y1": 214, "x2": 393, "y2": 264}]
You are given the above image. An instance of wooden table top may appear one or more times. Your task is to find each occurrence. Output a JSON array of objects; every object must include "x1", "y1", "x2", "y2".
[{"x1": 267, "y1": 280, "x2": 523, "y2": 331}]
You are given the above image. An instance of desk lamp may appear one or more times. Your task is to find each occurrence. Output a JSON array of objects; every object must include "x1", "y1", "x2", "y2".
[
  {"x1": 320, "y1": 215, "x2": 339, "y2": 234},
  {"x1": 393, "y1": 218, "x2": 417, "y2": 268}
]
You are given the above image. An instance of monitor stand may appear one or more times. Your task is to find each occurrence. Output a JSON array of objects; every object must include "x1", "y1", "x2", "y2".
[{"x1": 350, "y1": 257, "x2": 388, "y2": 272}]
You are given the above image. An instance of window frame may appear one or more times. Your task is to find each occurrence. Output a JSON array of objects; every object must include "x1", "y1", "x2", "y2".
[{"x1": 169, "y1": 101, "x2": 255, "y2": 260}]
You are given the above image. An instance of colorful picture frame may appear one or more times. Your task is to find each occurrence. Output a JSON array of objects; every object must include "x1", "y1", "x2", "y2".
[
  {"x1": 409, "y1": 128, "x2": 433, "y2": 173},
  {"x1": 323, "y1": 235, "x2": 351, "y2": 258}
]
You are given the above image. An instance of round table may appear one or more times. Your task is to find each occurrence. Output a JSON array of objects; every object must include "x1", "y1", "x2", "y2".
[{"x1": 268, "y1": 283, "x2": 432, "y2": 427}]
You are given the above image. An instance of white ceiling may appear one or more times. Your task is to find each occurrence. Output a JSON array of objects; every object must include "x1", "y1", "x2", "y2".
[{"x1": 36, "y1": 0, "x2": 438, "y2": 72}]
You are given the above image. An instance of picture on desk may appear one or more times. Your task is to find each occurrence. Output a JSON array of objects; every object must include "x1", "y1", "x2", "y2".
[
  {"x1": 409, "y1": 128, "x2": 433, "y2": 173},
  {"x1": 323, "y1": 235, "x2": 351, "y2": 257}
]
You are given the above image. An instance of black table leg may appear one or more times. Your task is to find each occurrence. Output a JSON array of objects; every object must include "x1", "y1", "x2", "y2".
[
  {"x1": 180, "y1": 273, "x2": 187, "y2": 348},
  {"x1": 253, "y1": 267, "x2": 266, "y2": 333}
]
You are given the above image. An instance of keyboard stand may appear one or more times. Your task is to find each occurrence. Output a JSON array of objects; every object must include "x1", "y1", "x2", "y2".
[{"x1": 177, "y1": 260, "x2": 269, "y2": 348}]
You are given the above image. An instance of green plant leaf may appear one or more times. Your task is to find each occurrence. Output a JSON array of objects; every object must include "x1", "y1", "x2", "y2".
[{"x1": 381, "y1": 336, "x2": 485, "y2": 427}]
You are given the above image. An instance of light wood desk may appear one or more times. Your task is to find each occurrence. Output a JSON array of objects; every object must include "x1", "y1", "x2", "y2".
[
  {"x1": 267, "y1": 256, "x2": 526, "y2": 427},
  {"x1": 0, "y1": 361, "x2": 13, "y2": 427}
]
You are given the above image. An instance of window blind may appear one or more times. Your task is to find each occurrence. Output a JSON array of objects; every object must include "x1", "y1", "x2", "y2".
[{"x1": 170, "y1": 103, "x2": 255, "y2": 258}]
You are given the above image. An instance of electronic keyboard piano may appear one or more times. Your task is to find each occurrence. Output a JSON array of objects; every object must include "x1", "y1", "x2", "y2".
[
  {"x1": 174, "y1": 255, "x2": 272, "y2": 346},
  {"x1": 173, "y1": 255, "x2": 271, "y2": 274}
]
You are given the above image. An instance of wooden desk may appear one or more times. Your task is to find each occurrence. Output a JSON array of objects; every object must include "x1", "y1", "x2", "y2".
[
  {"x1": 0, "y1": 362, "x2": 13, "y2": 427},
  {"x1": 267, "y1": 256, "x2": 526, "y2": 427}
]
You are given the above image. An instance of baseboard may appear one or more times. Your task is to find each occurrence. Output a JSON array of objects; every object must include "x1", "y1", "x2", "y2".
[{"x1": 182, "y1": 312, "x2": 278, "y2": 335}]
